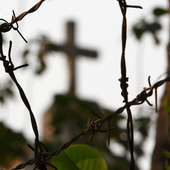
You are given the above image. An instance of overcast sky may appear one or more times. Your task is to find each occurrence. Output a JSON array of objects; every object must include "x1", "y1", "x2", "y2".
[{"x1": 0, "y1": 0, "x2": 169, "y2": 169}]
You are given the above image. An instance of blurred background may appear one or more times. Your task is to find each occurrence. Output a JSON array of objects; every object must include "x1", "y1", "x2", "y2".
[{"x1": 0, "y1": 0, "x2": 169, "y2": 169}]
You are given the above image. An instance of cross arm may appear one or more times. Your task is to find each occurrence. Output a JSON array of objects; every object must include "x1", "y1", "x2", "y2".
[{"x1": 77, "y1": 48, "x2": 98, "y2": 58}]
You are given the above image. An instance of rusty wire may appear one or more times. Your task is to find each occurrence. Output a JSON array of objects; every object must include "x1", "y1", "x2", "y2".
[
  {"x1": 11, "y1": 74, "x2": 170, "y2": 170},
  {"x1": 117, "y1": 1, "x2": 142, "y2": 169},
  {"x1": 0, "y1": 0, "x2": 50, "y2": 170},
  {"x1": 0, "y1": 0, "x2": 45, "y2": 43},
  {"x1": 0, "y1": 0, "x2": 170, "y2": 170}
]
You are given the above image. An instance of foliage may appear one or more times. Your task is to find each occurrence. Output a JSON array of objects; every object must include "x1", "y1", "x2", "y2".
[
  {"x1": 0, "y1": 122, "x2": 27, "y2": 168},
  {"x1": 163, "y1": 150, "x2": 170, "y2": 170},
  {"x1": 153, "y1": 7, "x2": 168, "y2": 17},
  {"x1": 22, "y1": 33, "x2": 151, "y2": 167},
  {"x1": 0, "y1": 80, "x2": 14, "y2": 104},
  {"x1": 133, "y1": 20, "x2": 161, "y2": 44},
  {"x1": 0, "y1": 1, "x2": 168, "y2": 170},
  {"x1": 42, "y1": 94, "x2": 150, "y2": 170},
  {"x1": 164, "y1": 99, "x2": 170, "y2": 115},
  {"x1": 52, "y1": 144, "x2": 108, "y2": 170},
  {"x1": 133, "y1": 7, "x2": 167, "y2": 44},
  {"x1": 133, "y1": 5, "x2": 170, "y2": 170},
  {"x1": 22, "y1": 35, "x2": 61, "y2": 74}
]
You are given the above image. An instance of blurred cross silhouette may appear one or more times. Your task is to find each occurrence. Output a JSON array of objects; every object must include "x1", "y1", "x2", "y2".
[{"x1": 55, "y1": 21, "x2": 98, "y2": 96}]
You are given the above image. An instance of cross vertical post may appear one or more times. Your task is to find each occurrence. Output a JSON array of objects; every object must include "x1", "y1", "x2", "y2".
[
  {"x1": 39, "y1": 21, "x2": 98, "y2": 96},
  {"x1": 64, "y1": 21, "x2": 98, "y2": 96},
  {"x1": 66, "y1": 22, "x2": 76, "y2": 95}
]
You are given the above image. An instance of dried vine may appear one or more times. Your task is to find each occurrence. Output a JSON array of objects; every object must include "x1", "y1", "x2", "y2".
[{"x1": 0, "y1": 0, "x2": 169, "y2": 170}]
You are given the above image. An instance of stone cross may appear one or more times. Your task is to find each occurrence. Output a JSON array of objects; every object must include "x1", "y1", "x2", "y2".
[{"x1": 55, "y1": 21, "x2": 98, "y2": 96}]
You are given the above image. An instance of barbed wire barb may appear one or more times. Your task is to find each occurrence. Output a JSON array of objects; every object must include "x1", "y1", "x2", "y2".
[{"x1": 1, "y1": 0, "x2": 170, "y2": 170}]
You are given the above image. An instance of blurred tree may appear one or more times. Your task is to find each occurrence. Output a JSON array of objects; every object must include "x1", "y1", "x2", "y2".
[
  {"x1": 0, "y1": 75, "x2": 28, "y2": 169},
  {"x1": 133, "y1": 3, "x2": 170, "y2": 170},
  {"x1": 0, "y1": 80, "x2": 14, "y2": 104},
  {"x1": 22, "y1": 21, "x2": 151, "y2": 170},
  {"x1": 0, "y1": 122, "x2": 28, "y2": 169},
  {"x1": 42, "y1": 94, "x2": 150, "y2": 170}
]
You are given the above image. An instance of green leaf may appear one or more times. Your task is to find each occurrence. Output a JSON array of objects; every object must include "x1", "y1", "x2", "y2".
[
  {"x1": 153, "y1": 8, "x2": 167, "y2": 17},
  {"x1": 0, "y1": 122, "x2": 27, "y2": 167},
  {"x1": 133, "y1": 26, "x2": 144, "y2": 40},
  {"x1": 164, "y1": 99, "x2": 170, "y2": 115},
  {"x1": 52, "y1": 144, "x2": 108, "y2": 170},
  {"x1": 163, "y1": 150, "x2": 170, "y2": 159}
]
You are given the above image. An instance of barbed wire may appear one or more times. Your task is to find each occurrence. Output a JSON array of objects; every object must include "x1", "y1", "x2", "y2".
[
  {"x1": 0, "y1": 0, "x2": 45, "y2": 43},
  {"x1": 0, "y1": 0, "x2": 169, "y2": 170},
  {"x1": 0, "y1": 0, "x2": 48, "y2": 169},
  {"x1": 117, "y1": 1, "x2": 143, "y2": 169}
]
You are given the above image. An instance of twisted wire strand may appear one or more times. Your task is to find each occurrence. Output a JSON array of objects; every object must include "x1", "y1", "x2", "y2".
[
  {"x1": 9, "y1": 0, "x2": 45, "y2": 26},
  {"x1": 12, "y1": 74, "x2": 170, "y2": 170},
  {"x1": 0, "y1": 1, "x2": 46, "y2": 169},
  {"x1": 0, "y1": 0, "x2": 169, "y2": 170},
  {"x1": 0, "y1": 0, "x2": 45, "y2": 42},
  {"x1": 117, "y1": 1, "x2": 143, "y2": 169},
  {"x1": 0, "y1": 0, "x2": 46, "y2": 140}
]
